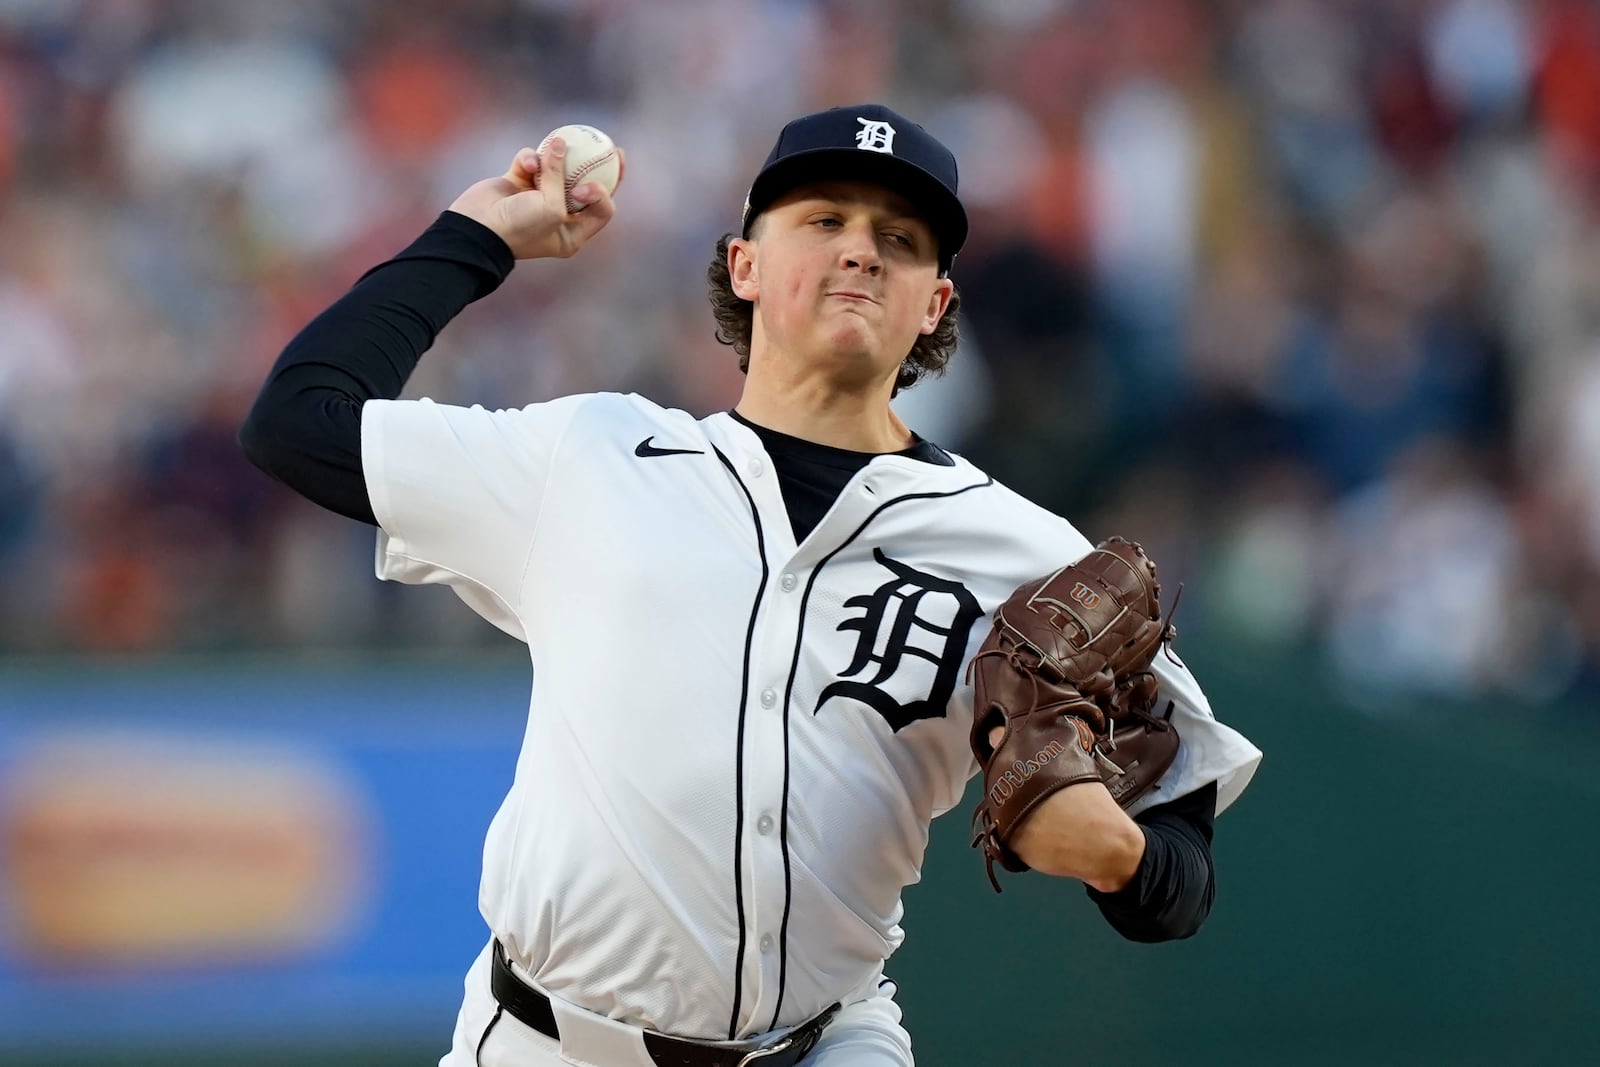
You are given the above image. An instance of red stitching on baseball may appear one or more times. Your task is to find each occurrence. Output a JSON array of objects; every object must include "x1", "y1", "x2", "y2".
[{"x1": 566, "y1": 152, "x2": 614, "y2": 190}]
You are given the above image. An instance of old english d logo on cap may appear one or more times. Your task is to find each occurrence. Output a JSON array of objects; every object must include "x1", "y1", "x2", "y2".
[
  {"x1": 854, "y1": 117, "x2": 896, "y2": 154},
  {"x1": 739, "y1": 103, "x2": 968, "y2": 275}
]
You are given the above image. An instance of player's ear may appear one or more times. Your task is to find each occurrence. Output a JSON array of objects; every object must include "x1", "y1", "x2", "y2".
[
  {"x1": 919, "y1": 277, "x2": 955, "y2": 335},
  {"x1": 728, "y1": 237, "x2": 758, "y2": 302}
]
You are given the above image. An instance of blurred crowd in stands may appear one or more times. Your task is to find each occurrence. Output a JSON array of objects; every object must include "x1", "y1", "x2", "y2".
[{"x1": 2, "y1": 0, "x2": 1599, "y2": 709}]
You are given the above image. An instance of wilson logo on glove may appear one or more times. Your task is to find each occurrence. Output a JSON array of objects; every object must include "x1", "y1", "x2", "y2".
[
  {"x1": 1068, "y1": 582, "x2": 1101, "y2": 609},
  {"x1": 985, "y1": 740, "x2": 1068, "y2": 806}
]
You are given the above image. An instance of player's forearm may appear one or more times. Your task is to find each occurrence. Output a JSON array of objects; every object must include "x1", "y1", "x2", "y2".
[
  {"x1": 1088, "y1": 781, "x2": 1218, "y2": 942},
  {"x1": 1005, "y1": 781, "x2": 1147, "y2": 893},
  {"x1": 239, "y1": 211, "x2": 514, "y2": 522}
]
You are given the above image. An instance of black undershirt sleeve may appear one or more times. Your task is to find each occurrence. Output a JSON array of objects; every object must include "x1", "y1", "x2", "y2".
[
  {"x1": 1087, "y1": 780, "x2": 1218, "y2": 943},
  {"x1": 238, "y1": 211, "x2": 515, "y2": 524}
]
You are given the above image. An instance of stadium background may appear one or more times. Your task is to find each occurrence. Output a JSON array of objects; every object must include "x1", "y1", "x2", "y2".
[{"x1": 1, "y1": 1, "x2": 1597, "y2": 1063}]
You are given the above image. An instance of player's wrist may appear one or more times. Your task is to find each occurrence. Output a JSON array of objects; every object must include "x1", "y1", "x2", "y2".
[{"x1": 436, "y1": 209, "x2": 518, "y2": 269}]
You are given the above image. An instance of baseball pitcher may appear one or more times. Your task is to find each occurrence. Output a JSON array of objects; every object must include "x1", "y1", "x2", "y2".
[{"x1": 241, "y1": 103, "x2": 1261, "y2": 1067}]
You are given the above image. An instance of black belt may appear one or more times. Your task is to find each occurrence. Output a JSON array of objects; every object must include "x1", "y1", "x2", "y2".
[{"x1": 490, "y1": 940, "x2": 837, "y2": 1067}]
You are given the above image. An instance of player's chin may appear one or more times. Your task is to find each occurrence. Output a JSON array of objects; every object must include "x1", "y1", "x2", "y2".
[
  {"x1": 818, "y1": 329, "x2": 892, "y2": 374},
  {"x1": 819, "y1": 309, "x2": 898, "y2": 348},
  {"x1": 833, "y1": 326, "x2": 919, "y2": 371}
]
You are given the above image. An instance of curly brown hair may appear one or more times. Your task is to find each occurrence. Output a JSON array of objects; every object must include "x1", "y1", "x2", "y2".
[{"x1": 705, "y1": 233, "x2": 961, "y2": 394}]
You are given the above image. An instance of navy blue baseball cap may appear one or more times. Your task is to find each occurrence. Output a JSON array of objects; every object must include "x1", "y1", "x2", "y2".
[{"x1": 740, "y1": 104, "x2": 968, "y2": 276}]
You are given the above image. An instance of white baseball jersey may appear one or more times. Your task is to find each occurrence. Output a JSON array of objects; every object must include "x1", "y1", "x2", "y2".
[{"x1": 362, "y1": 391, "x2": 1261, "y2": 1042}]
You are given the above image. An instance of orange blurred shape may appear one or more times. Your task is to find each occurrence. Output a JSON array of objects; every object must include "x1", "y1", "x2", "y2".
[
  {"x1": 352, "y1": 41, "x2": 482, "y2": 159},
  {"x1": 0, "y1": 733, "x2": 372, "y2": 971},
  {"x1": 63, "y1": 551, "x2": 174, "y2": 653}
]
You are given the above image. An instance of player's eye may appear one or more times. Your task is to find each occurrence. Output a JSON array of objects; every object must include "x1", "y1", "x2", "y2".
[
  {"x1": 883, "y1": 231, "x2": 914, "y2": 248},
  {"x1": 814, "y1": 216, "x2": 842, "y2": 228}
]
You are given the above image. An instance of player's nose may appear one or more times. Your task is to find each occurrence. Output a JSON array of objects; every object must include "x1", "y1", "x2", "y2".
[{"x1": 836, "y1": 220, "x2": 883, "y2": 274}]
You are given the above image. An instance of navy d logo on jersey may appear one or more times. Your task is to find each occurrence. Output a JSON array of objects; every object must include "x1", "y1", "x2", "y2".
[{"x1": 815, "y1": 548, "x2": 983, "y2": 732}]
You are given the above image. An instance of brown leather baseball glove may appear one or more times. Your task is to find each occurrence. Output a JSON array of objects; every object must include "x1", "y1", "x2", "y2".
[{"x1": 968, "y1": 537, "x2": 1180, "y2": 891}]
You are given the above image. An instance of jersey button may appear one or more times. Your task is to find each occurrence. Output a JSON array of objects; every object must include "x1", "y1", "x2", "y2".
[
  {"x1": 779, "y1": 573, "x2": 797, "y2": 592},
  {"x1": 760, "y1": 934, "x2": 775, "y2": 953},
  {"x1": 747, "y1": 457, "x2": 765, "y2": 477},
  {"x1": 760, "y1": 688, "x2": 777, "y2": 708},
  {"x1": 756, "y1": 814, "x2": 774, "y2": 835}
]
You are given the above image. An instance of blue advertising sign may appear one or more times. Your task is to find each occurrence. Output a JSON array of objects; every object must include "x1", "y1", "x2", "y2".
[{"x1": 0, "y1": 657, "x2": 531, "y2": 1053}]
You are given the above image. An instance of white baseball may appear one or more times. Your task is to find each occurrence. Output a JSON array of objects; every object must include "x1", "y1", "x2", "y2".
[{"x1": 536, "y1": 124, "x2": 620, "y2": 213}]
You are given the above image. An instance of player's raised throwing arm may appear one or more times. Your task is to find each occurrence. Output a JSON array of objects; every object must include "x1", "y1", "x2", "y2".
[{"x1": 237, "y1": 136, "x2": 622, "y2": 523}]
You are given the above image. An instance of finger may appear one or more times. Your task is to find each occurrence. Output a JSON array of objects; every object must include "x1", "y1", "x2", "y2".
[
  {"x1": 568, "y1": 182, "x2": 617, "y2": 238},
  {"x1": 505, "y1": 147, "x2": 538, "y2": 192},
  {"x1": 540, "y1": 135, "x2": 570, "y2": 216}
]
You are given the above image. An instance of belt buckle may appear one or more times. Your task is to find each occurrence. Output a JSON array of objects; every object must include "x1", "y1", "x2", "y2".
[{"x1": 734, "y1": 1034, "x2": 793, "y2": 1067}]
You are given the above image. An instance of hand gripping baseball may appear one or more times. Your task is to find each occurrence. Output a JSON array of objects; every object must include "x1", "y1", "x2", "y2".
[
  {"x1": 968, "y1": 537, "x2": 1181, "y2": 892},
  {"x1": 448, "y1": 134, "x2": 626, "y2": 260}
]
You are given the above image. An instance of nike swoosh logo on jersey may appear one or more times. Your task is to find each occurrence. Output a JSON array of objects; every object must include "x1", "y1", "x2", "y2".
[{"x1": 634, "y1": 436, "x2": 705, "y2": 458}]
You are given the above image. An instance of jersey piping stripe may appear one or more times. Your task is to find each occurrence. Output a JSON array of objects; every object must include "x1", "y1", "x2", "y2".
[
  {"x1": 713, "y1": 445, "x2": 770, "y2": 1041},
  {"x1": 767, "y1": 473, "x2": 996, "y2": 1032}
]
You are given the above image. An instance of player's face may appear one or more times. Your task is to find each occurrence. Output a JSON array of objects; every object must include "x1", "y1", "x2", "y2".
[{"x1": 733, "y1": 182, "x2": 954, "y2": 390}]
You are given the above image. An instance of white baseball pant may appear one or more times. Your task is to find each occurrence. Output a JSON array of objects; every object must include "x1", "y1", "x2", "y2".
[{"x1": 440, "y1": 939, "x2": 916, "y2": 1067}]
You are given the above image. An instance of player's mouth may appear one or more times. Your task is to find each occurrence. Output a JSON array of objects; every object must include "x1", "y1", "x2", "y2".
[{"x1": 826, "y1": 290, "x2": 878, "y2": 304}]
